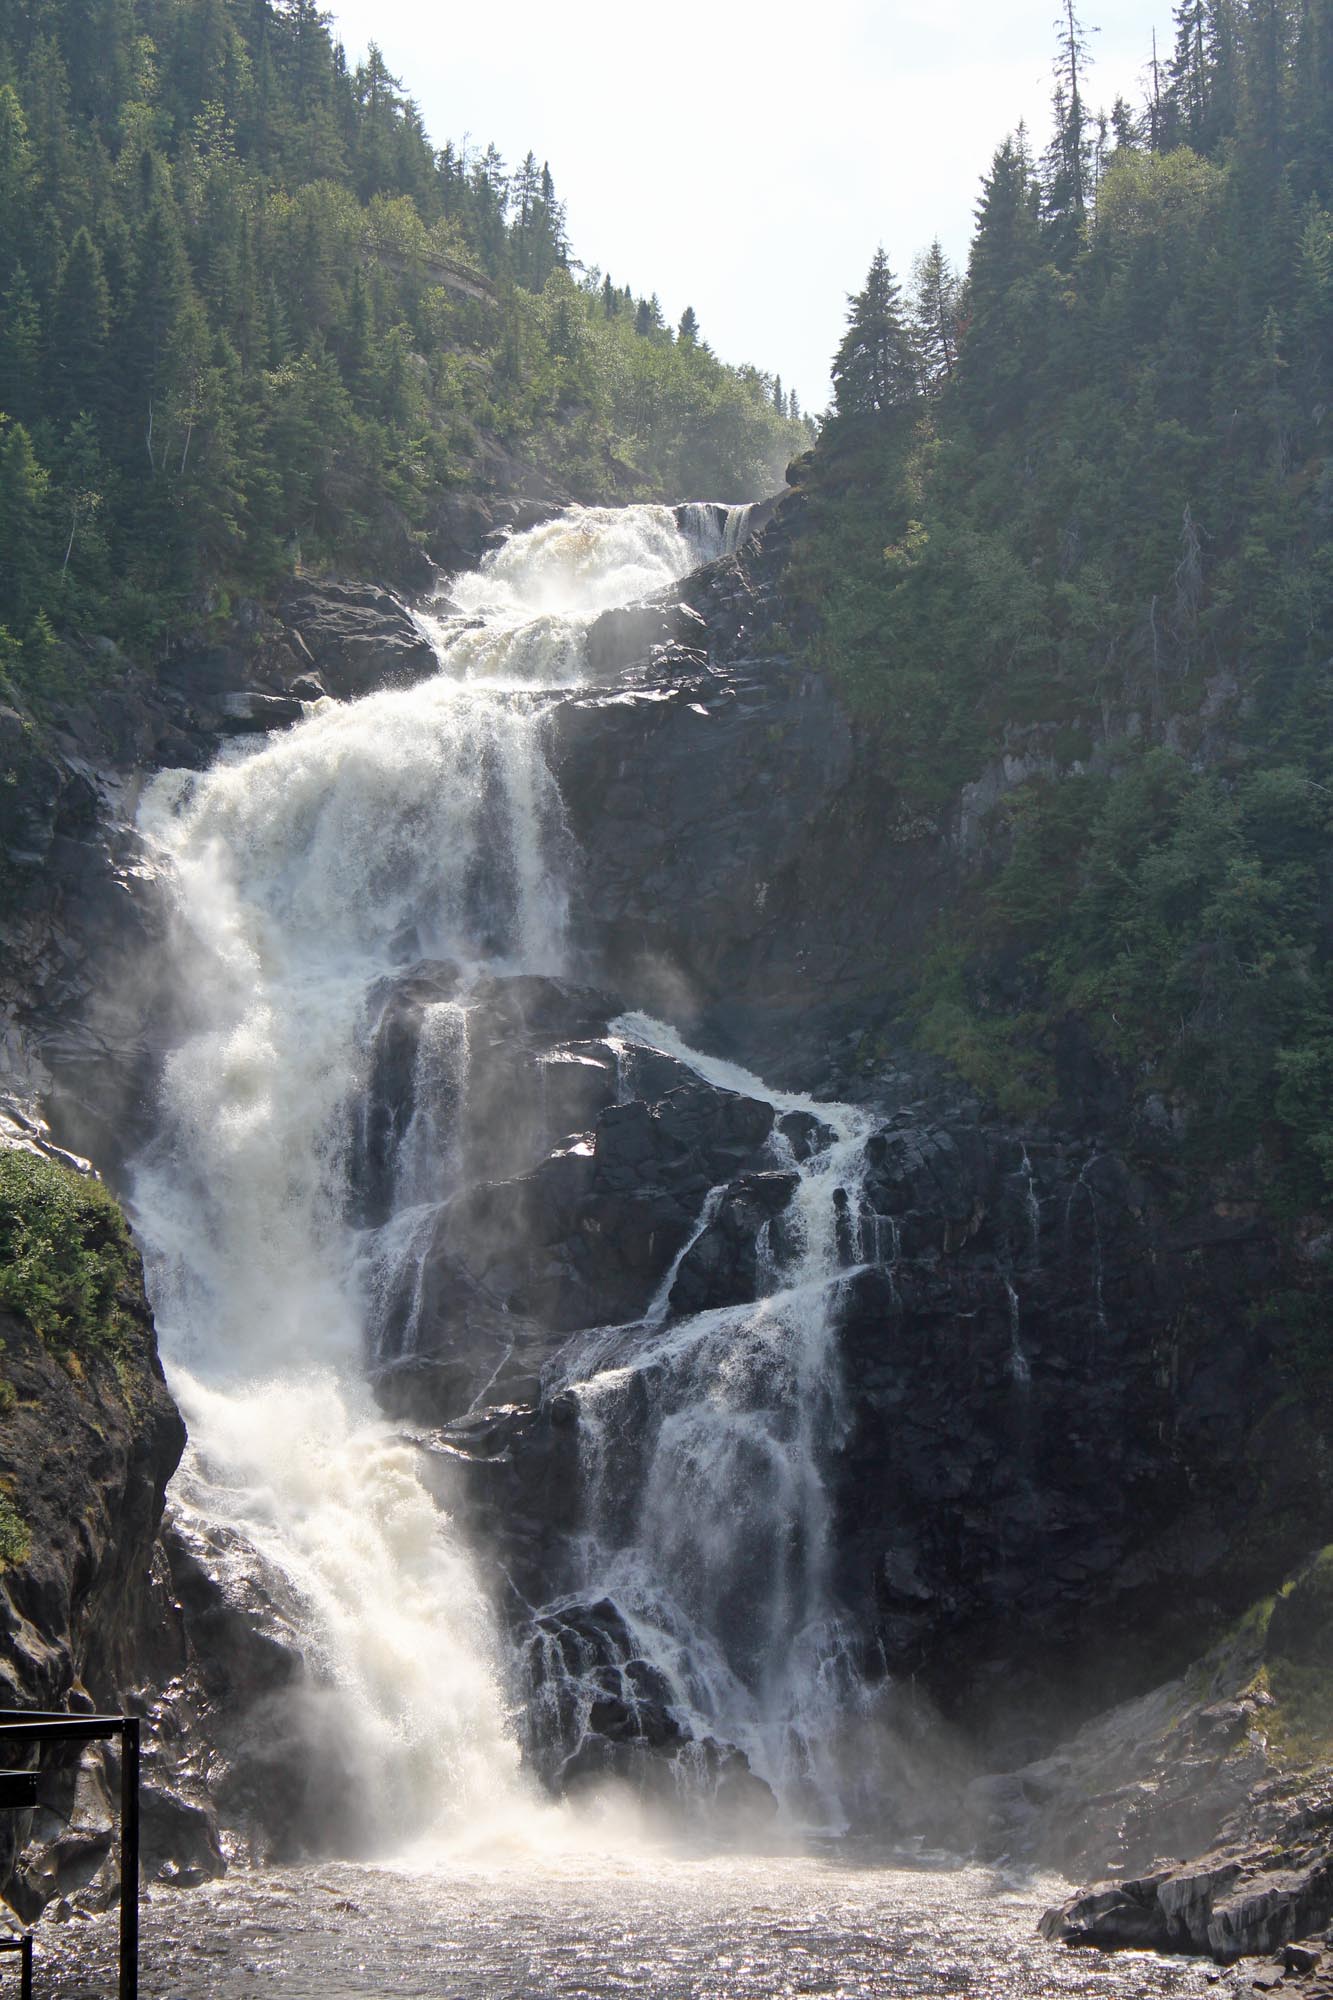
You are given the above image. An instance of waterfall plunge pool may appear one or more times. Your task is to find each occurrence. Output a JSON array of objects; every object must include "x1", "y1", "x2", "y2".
[{"x1": 37, "y1": 1850, "x2": 1213, "y2": 1998}]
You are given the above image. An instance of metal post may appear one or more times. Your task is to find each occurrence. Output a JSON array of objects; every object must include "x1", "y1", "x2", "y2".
[
  {"x1": 18, "y1": 1936, "x2": 30, "y2": 2000},
  {"x1": 118, "y1": 1719, "x2": 139, "y2": 2000}
]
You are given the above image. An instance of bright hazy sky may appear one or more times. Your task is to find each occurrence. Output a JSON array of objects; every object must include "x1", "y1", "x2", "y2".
[{"x1": 327, "y1": 0, "x2": 1170, "y2": 413}]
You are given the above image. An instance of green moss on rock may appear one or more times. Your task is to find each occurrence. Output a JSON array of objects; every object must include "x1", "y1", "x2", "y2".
[
  {"x1": 0, "y1": 1149, "x2": 140, "y2": 1360},
  {"x1": 0, "y1": 1494, "x2": 30, "y2": 1571}
]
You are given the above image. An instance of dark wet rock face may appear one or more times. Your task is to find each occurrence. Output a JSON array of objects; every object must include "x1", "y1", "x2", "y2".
[
  {"x1": 544, "y1": 542, "x2": 951, "y2": 1084},
  {"x1": 0, "y1": 1191, "x2": 202, "y2": 1910},
  {"x1": 276, "y1": 582, "x2": 438, "y2": 702},
  {"x1": 519, "y1": 1593, "x2": 775, "y2": 1819},
  {"x1": 356, "y1": 969, "x2": 778, "y2": 1421},
  {"x1": 348, "y1": 959, "x2": 1322, "y2": 1838}
]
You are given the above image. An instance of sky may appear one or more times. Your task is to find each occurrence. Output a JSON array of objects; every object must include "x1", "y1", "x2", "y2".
[{"x1": 326, "y1": 0, "x2": 1171, "y2": 414}]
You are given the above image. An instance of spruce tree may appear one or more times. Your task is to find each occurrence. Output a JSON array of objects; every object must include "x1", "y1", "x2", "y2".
[
  {"x1": 831, "y1": 247, "x2": 917, "y2": 416},
  {"x1": 0, "y1": 421, "x2": 51, "y2": 628},
  {"x1": 50, "y1": 224, "x2": 110, "y2": 423},
  {"x1": 0, "y1": 85, "x2": 33, "y2": 282},
  {"x1": 1046, "y1": 3, "x2": 1096, "y2": 257},
  {"x1": 0, "y1": 266, "x2": 41, "y2": 423},
  {"x1": 910, "y1": 239, "x2": 961, "y2": 391}
]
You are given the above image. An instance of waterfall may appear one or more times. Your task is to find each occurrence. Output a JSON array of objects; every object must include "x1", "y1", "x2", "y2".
[
  {"x1": 535, "y1": 1019, "x2": 883, "y2": 1831},
  {"x1": 129, "y1": 498, "x2": 876, "y2": 1854},
  {"x1": 674, "y1": 501, "x2": 760, "y2": 560}
]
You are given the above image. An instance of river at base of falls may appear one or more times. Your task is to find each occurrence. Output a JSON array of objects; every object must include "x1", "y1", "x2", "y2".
[{"x1": 36, "y1": 1854, "x2": 1213, "y2": 2000}]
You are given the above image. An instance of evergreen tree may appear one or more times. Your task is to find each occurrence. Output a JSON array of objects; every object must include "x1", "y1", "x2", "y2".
[
  {"x1": 678, "y1": 303, "x2": 699, "y2": 342},
  {"x1": 634, "y1": 294, "x2": 665, "y2": 337},
  {"x1": 1165, "y1": 0, "x2": 1210, "y2": 146},
  {"x1": 1110, "y1": 94, "x2": 1142, "y2": 151},
  {"x1": 0, "y1": 421, "x2": 51, "y2": 628},
  {"x1": 0, "y1": 266, "x2": 41, "y2": 422},
  {"x1": 910, "y1": 239, "x2": 962, "y2": 391},
  {"x1": 831, "y1": 247, "x2": 917, "y2": 417},
  {"x1": 1205, "y1": 0, "x2": 1242, "y2": 145},
  {"x1": 49, "y1": 224, "x2": 109, "y2": 423},
  {"x1": 1240, "y1": 0, "x2": 1291, "y2": 159},
  {"x1": 1046, "y1": 2, "x2": 1097, "y2": 256},
  {"x1": 52, "y1": 410, "x2": 107, "y2": 599},
  {"x1": 120, "y1": 162, "x2": 196, "y2": 466},
  {"x1": 0, "y1": 84, "x2": 33, "y2": 281}
]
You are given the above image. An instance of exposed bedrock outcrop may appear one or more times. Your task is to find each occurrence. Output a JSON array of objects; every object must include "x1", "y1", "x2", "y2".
[
  {"x1": 546, "y1": 552, "x2": 953, "y2": 1086},
  {"x1": 346, "y1": 961, "x2": 1325, "y2": 1815},
  {"x1": 1028, "y1": 1549, "x2": 1333, "y2": 1963},
  {"x1": 356, "y1": 966, "x2": 777, "y2": 1420},
  {"x1": 0, "y1": 1136, "x2": 221, "y2": 1911}
]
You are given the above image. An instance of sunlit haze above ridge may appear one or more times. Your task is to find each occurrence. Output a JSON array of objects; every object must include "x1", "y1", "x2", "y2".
[{"x1": 328, "y1": 0, "x2": 1169, "y2": 419}]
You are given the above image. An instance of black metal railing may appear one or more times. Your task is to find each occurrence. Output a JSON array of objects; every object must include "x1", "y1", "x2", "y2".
[{"x1": 0, "y1": 1712, "x2": 140, "y2": 2000}]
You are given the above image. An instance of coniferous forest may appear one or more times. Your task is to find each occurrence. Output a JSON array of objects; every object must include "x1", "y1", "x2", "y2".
[
  {"x1": 0, "y1": 0, "x2": 807, "y2": 690},
  {"x1": 790, "y1": 0, "x2": 1333, "y2": 1219}
]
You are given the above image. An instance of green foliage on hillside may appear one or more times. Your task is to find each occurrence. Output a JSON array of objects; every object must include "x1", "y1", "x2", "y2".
[
  {"x1": 793, "y1": 0, "x2": 1333, "y2": 1205},
  {"x1": 0, "y1": 1149, "x2": 142, "y2": 1359},
  {"x1": 0, "y1": 0, "x2": 806, "y2": 693},
  {"x1": 0, "y1": 1495, "x2": 30, "y2": 1571}
]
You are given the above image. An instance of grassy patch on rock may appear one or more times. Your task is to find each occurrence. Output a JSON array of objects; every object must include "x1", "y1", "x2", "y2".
[
  {"x1": 1258, "y1": 1549, "x2": 1333, "y2": 1765},
  {"x1": 0, "y1": 1149, "x2": 141, "y2": 1363},
  {"x1": 0, "y1": 1492, "x2": 30, "y2": 1571}
]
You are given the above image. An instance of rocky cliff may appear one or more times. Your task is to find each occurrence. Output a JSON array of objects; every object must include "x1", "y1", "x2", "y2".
[{"x1": 2, "y1": 499, "x2": 1330, "y2": 1960}]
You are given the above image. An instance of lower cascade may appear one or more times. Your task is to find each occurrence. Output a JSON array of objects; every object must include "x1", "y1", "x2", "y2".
[{"x1": 129, "y1": 498, "x2": 890, "y2": 1854}]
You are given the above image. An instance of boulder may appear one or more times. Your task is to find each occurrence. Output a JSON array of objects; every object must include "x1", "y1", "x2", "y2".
[
  {"x1": 277, "y1": 582, "x2": 438, "y2": 701},
  {"x1": 667, "y1": 1170, "x2": 799, "y2": 1316}
]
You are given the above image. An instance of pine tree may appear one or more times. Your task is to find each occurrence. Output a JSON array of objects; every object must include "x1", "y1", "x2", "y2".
[
  {"x1": 1110, "y1": 94, "x2": 1142, "y2": 151},
  {"x1": 120, "y1": 163, "x2": 196, "y2": 466},
  {"x1": 0, "y1": 420, "x2": 51, "y2": 628},
  {"x1": 634, "y1": 294, "x2": 665, "y2": 338},
  {"x1": 1205, "y1": 0, "x2": 1242, "y2": 145},
  {"x1": 1046, "y1": 2, "x2": 1097, "y2": 256},
  {"x1": 22, "y1": 35, "x2": 76, "y2": 221},
  {"x1": 1240, "y1": 0, "x2": 1290, "y2": 159},
  {"x1": 968, "y1": 132, "x2": 1042, "y2": 311},
  {"x1": 50, "y1": 224, "x2": 110, "y2": 422},
  {"x1": 52, "y1": 410, "x2": 106, "y2": 598},
  {"x1": 0, "y1": 84, "x2": 33, "y2": 282},
  {"x1": 956, "y1": 131, "x2": 1048, "y2": 429},
  {"x1": 678, "y1": 304, "x2": 699, "y2": 342},
  {"x1": 1292, "y1": 0, "x2": 1333, "y2": 194},
  {"x1": 910, "y1": 239, "x2": 962, "y2": 391},
  {"x1": 0, "y1": 266, "x2": 41, "y2": 423},
  {"x1": 1165, "y1": 1, "x2": 1209, "y2": 146},
  {"x1": 831, "y1": 247, "x2": 918, "y2": 417}
]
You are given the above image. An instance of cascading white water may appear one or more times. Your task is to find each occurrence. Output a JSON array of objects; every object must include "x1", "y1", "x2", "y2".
[
  {"x1": 544, "y1": 1017, "x2": 881, "y2": 1832},
  {"x1": 131, "y1": 503, "x2": 743, "y2": 1852}
]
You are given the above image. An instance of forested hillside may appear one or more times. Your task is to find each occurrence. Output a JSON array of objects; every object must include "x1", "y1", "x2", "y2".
[
  {"x1": 0, "y1": 0, "x2": 806, "y2": 691},
  {"x1": 790, "y1": 0, "x2": 1333, "y2": 1213}
]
